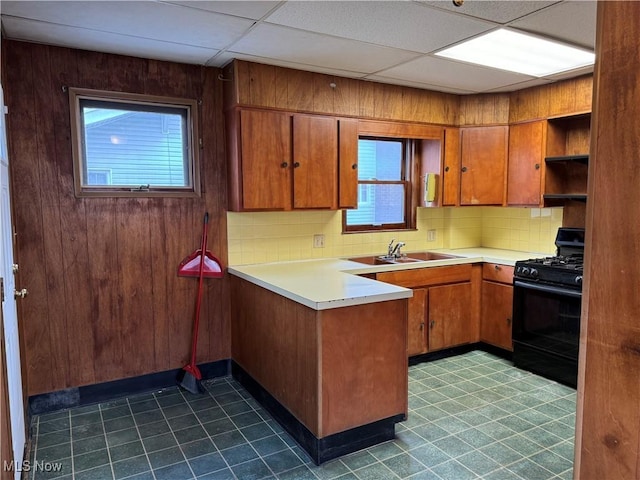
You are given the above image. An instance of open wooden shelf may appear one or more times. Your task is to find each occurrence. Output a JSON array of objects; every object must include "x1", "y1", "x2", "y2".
[{"x1": 545, "y1": 154, "x2": 589, "y2": 165}]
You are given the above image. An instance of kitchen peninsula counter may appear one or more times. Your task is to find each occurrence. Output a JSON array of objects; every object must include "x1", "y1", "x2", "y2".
[{"x1": 228, "y1": 248, "x2": 540, "y2": 464}]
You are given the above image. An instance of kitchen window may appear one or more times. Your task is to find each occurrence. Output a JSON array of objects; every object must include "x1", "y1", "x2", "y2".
[
  {"x1": 344, "y1": 137, "x2": 414, "y2": 232},
  {"x1": 69, "y1": 88, "x2": 200, "y2": 197}
]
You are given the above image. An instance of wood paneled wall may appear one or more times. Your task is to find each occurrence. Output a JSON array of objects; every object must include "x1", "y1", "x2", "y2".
[
  {"x1": 509, "y1": 75, "x2": 593, "y2": 123},
  {"x1": 223, "y1": 60, "x2": 460, "y2": 125},
  {"x1": 225, "y1": 60, "x2": 593, "y2": 128},
  {"x1": 575, "y1": 3, "x2": 640, "y2": 478},
  {"x1": 2, "y1": 41, "x2": 230, "y2": 396}
]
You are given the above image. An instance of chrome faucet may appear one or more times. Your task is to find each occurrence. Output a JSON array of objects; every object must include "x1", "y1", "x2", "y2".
[
  {"x1": 387, "y1": 239, "x2": 406, "y2": 258},
  {"x1": 392, "y1": 241, "x2": 406, "y2": 257},
  {"x1": 387, "y1": 238, "x2": 396, "y2": 257}
]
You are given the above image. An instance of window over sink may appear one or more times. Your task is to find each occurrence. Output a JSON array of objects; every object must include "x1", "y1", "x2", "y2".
[{"x1": 344, "y1": 137, "x2": 415, "y2": 232}]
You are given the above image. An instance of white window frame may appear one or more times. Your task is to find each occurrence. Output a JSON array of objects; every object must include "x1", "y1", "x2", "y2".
[{"x1": 69, "y1": 88, "x2": 200, "y2": 198}]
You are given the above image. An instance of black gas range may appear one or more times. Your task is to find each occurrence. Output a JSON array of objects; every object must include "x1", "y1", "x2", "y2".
[
  {"x1": 514, "y1": 254, "x2": 583, "y2": 289},
  {"x1": 512, "y1": 228, "x2": 585, "y2": 387}
]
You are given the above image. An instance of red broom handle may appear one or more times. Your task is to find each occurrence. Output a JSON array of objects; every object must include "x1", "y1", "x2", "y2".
[{"x1": 190, "y1": 212, "x2": 209, "y2": 367}]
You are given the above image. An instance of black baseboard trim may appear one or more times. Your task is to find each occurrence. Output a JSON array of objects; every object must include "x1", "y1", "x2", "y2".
[
  {"x1": 231, "y1": 361, "x2": 402, "y2": 465},
  {"x1": 29, "y1": 359, "x2": 230, "y2": 415},
  {"x1": 409, "y1": 343, "x2": 513, "y2": 366}
]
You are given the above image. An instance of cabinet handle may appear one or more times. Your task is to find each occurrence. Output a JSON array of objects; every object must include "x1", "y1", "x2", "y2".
[
  {"x1": 461, "y1": 166, "x2": 468, "y2": 173},
  {"x1": 444, "y1": 166, "x2": 450, "y2": 172},
  {"x1": 420, "y1": 322, "x2": 424, "y2": 331},
  {"x1": 430, "y1": 320, "x2": 435, "y2": 329},
  {"x1": 281, "y1": 162, "x2": 288, "y2": 168},
  {"x1": 535, "y1": 163, "x2": 541, "y2": 170},
  {"x1": 352, "y1": 164, "x2": 358, "y2": 170},
  {"x1": 293, "y1": 162, "x2": 300, "y2": 168},
  {"x1": 507, "y1": 318, "x2": 512, "y2": 326},
  {"x1": 494, "y1": 265, "x2": 501, "y2": 271}
]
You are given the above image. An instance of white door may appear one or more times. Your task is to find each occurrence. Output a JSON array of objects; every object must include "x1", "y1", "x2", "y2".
[{"x1": 0, "y1": 83, "x2": 25, "y2": 479}]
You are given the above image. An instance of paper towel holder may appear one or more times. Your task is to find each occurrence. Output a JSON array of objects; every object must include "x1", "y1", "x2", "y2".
[{"x1": 422, "y1": 173, "x2": 438, "y2": 206}]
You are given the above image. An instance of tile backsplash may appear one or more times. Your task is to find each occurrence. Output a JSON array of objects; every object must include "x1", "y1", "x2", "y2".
[{"x1": 227, "y1": 207, "x2": 562, "y2": 265}]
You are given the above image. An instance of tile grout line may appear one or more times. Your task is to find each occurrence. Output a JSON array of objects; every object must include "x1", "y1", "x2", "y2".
[
  {"x1": 30, "y1": 416, "x2": 39, "y2": 480},
  {"x1": 68, "y1": 410, "x2": 74, "y2": 479},
  {"x1": 125, "y1": 397, "x2": 158, "y2": 480},
  {"x1": 95, "y1": 404, "x2": 117, "y2": 480}
]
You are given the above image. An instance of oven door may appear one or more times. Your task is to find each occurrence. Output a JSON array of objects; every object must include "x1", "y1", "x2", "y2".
[{"x1": 512, "y1": 279, "x2": 582, "y2": 387}]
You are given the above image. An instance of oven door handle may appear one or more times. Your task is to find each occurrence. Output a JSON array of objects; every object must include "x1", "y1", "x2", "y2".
[{"x1": 514, "y1": 280, "x2": 582, "y2": 298}]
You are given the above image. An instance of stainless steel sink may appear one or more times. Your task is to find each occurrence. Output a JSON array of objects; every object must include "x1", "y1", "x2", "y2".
[
  {"x1": 398, "y1": 252, "x2": 459, "y2": 261},
  {"x1": 348, "y1": 251, "x2": 460, "y2": 265}
]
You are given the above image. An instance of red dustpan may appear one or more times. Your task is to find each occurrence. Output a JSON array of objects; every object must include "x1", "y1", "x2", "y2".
[
  {"x1": 178, "y1": 251, "x2": 223, "y2": 278},
  {"x1": 177, "y1": 216, "x2": 223, "y2": 278}
]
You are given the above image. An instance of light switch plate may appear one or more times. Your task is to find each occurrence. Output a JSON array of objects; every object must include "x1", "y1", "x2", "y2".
[
  {"x1": 313, "y1": 234, "x2": 325, "y2": 248},
  {"x1": 427, "y1": 229, "x2": 437, "y2": 242}
]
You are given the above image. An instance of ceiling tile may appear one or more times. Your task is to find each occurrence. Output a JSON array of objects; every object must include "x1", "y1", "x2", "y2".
[
  {"x1": 418, "y1": 0, "x2": 557, "y2": 24},
  {"x1": 373, "y1": 55, "x2": 536, "y2": 93},
  {"x1": 263, "y1": 1, "x2": 494, "y2": 53},
  {"x1": 511, "y1": 0, "x2": 597, "y2": 49},
  {"x1": 227, "y1": 24, "x2": 423, "y2": 74},
  {"x1": 1, "y1": 0, "x2": 255, "y2": 49},
  {"x1": 485, "y1": 77, "x2": 553, "y2": 93},
  {"x1": 161, "y1": 1, "x2": 282, "y2": 19},
  {"x1": 212, "y1": 52, "x2": 371, "y2": 81},
  {"x1": 2, "y1": 16, "x2": 219, "y2": 64}
]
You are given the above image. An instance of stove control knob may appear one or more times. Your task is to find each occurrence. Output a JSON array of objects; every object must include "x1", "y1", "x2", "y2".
[
  {"x1": 575, "y1": 275, "x2": 583, "y2": 286},
  {"x1": 521, "y1": 267, "x2": 530, "y2": 276},
  {"x1": 530, "y1": 268, "x2": 539, "y2": 279}
]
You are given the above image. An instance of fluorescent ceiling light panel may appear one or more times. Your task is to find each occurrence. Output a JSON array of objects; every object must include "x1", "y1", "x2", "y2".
[{"x1": 435, "y1": 29, "x2": 595, "y2": 77}]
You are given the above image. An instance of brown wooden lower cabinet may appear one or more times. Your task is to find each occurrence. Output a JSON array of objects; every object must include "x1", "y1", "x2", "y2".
[
  {"x1": 230, "y1": 276, "x2": 408, "y2": 463},
  {"x1": 407, "y1": 287, "x2": 427, "y2": 355},
  {"x1": 429, "y1": 282, "x2": 475, "y2": 351},
  {"x1": 480, "y1": 263, "x2": 515, "y2": 351},
  {"x1": 377, "y1": 264, "x2": 481, "y2": 356}
]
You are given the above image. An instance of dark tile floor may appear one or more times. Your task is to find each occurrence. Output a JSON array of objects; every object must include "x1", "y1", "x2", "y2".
[{"x1": 27, "y1": 351, "x2": 576, "y2": 479}]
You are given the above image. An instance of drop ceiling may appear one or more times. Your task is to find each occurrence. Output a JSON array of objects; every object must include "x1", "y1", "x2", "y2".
[{"x1": 0, "y1": 0, "x2": 597, "y2": 94}]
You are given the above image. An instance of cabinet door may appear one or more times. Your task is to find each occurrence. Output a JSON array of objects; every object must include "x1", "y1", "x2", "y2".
[
  {"x1": 443, "y1": 127, "x2": 460, "y2": 206},
  {"x1": 508, "y1": 121, "x2": 545, "y2": 206},
  {"x1": 428, "y1": 282, "x2": 474, "y2": 351},
  {"x1": 460, "y1": 126, "x2": 508, "y2": 205},
  {"x1": 240, "y1": 110, "x2": 292, "y2": 210},
  {"x1": 293, "y1": 115, "x2": 338, "y2": 209},
  {"x1": 407, "y1": 288, "x2": 427, "y2": 356},
  {"x1": 338, "y1": 118, "x2": 359, "y2": 209},
  {"x1": 481, "y1": 281, "x2": 513, "y2": 351}
]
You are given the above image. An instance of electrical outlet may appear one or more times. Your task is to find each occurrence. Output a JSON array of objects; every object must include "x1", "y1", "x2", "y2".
[
  {"x1": 427, "y1": 229, "x2": 437, "y2": 242},
  {"x1": 313, "y1": 234, "x2": 325, "y2": 248}
]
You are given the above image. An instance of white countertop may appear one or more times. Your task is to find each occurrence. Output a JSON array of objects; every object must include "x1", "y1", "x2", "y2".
[{"x1": 228, "y1": 248, "x2": 542, "y2": 311}]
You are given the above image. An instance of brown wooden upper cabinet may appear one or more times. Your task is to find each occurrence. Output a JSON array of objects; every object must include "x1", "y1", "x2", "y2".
[
  {"x1": 442, "y1": 127, "x2": 461, "y2": 206},
  {"x1": 227, "y1": 108, "x2": 358, "y2": 211},
  {"x1": 459, "y1": 126, "x2": 508, "y2": 206},
  {"x1": 507, "y1": 121, "x2": 546, "y2": 206}
]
